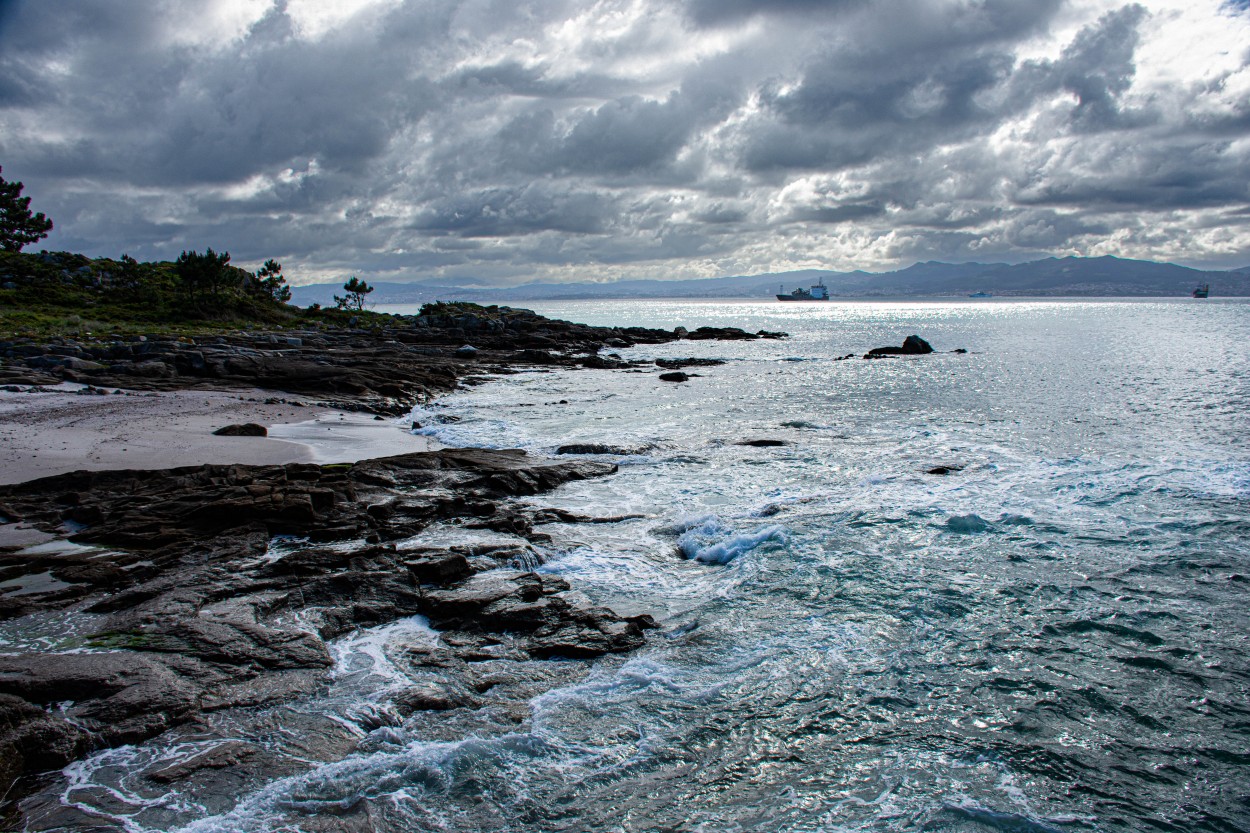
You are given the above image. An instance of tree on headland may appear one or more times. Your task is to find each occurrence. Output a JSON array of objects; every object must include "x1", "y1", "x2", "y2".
[
  {"x1": 334, "y1": 276, "x2": 373, "y2": 311},
  {"x1": 0, "y1": 166, "x2": 53, "y2": 252},
  {"x1": 175, "y1": 248, "x2": 235, "y2": 301},
  {"x1": 115, "y1": 253, "x2": 162, "y2": 297},
  {"x1": 250, "y1": 259, "x2": 291, "y2": 303}
]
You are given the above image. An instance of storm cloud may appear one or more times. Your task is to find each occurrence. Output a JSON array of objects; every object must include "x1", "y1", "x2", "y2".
[{"x1": 0, "y1": 0, "x2": 1247, "y2": 284}]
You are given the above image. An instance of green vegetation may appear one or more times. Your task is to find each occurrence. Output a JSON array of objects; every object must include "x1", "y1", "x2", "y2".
[
  {"x1": 0, "y1": 249, "x2": 409, "y2": 339},
  {"x1": 254, "y1": 259, "x2": 292, "y2": 303},
  {"x1": 0, "y1": 249, "x2": 301, "y2": 338},
  {"x1": 0, "y1": 173, "x2": 410, "y2": 339},
  {"x1": 0, "y1": 169, "x2": 298, "y2": 337},
  {"x1": 0, "y1": 166, "x2": 53, "y2": 252},
  {"x1": 334, "y1": 275, "x2": 374, "y2": 311}
]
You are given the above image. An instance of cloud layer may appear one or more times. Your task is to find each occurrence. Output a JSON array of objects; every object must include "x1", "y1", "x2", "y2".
[{"x1": 1, "y1": 0, "x2": 1248, "y2": 283}]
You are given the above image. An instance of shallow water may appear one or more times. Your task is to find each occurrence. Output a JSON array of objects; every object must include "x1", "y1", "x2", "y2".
[{"x1": 45, "y1": 299, "x2": 1250, "y2": 832}]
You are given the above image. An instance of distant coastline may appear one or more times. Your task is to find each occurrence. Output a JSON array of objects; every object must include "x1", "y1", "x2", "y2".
[{"x1": 291, "y1": 254, "x2": 1250, "y2": 306}]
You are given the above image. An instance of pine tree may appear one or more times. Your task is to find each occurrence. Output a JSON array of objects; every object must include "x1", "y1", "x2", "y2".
[
  {"x1": 0, "y1": 166, "x2": 54, "y2": 252},
  {"x1": 334, "y1": 276, "x2": 374, "y2": 311},
  {"x1": 252, "y1": 259, "x2": 292, "y2": 303},
  {"x1": 175, "y1": 248, "x2": 233, "y2": 301}
]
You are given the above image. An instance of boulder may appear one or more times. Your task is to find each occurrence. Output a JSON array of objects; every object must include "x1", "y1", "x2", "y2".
[
  {"x1": 866, "y1": 334, "x2": 935, "y2": 357},
  {"x1": 902, "y1": 335, "x2": 934, "y2": 354},
  {"x1": 404, "y1": 551, "x2": 473, "y2": 584},
  {"x1": 62, "y1": 357, "x2": 107, "y2": 372},
  {"x1": 213, "y1": 423, "x2": 268, "y2": 437},
  {"x1": 659, "y1": 371, "x2": 690, "y2": 382}
]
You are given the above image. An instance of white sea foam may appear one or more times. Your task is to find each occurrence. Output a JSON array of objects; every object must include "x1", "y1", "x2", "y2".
[
  {"x1": 60, "y1": 742, "x2": 223, "y2": 833},
  {"x1": 169, "y1": 732, "x2": 588, "y2": 833},
  {"x1": 329, "y1": 615, "x2": 438, "y2": 689},
  {"x1": 674, "y1": 516, "x2": 785, "y2": 564}
]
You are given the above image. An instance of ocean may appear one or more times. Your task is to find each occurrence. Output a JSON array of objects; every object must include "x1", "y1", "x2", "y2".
[{"x1": 54, "y1": 299, "x2": 1250, "y2": 832}]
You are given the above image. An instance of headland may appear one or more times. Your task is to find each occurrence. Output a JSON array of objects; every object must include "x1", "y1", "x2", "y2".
[{"x1": 0, "y1": 257, "x2": 786, "y2": 827}]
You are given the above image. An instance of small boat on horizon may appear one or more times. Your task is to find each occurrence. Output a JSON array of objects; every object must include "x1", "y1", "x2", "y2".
[
  {"x1": 777, "y1": 278, "x2": 830, "y2": 301},
  {"x1": 1192, "y1": 284, "x2": 1210, "y2": 298},
  {"x1": 968, "y1": 291, "x2": 993, "y2": 298}
]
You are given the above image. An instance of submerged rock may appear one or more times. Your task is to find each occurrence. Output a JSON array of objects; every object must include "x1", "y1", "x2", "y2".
[
  {"x1": 555, "y1": 443, "x2": 650, "y2": 456},
  {"x1": 655, "y1": 358, "x2": 726, "y2": 369},
  {"x1": 946, "y1": 513, "x2": 991, "y2": 533}
]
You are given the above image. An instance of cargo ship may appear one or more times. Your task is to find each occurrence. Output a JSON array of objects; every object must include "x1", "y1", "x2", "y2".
[{"x1": 777, "y1": 278, "x2": 830, "y2": 301}]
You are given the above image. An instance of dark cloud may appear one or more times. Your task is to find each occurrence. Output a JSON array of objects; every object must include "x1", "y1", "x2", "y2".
[
  {"x1": 483, "y1": 86, "x2": 730, "y2": 177},
  {"x1": 1012, "y1": 141, "x2": 1250, "y2": 210},
  {"x1": 2, "y1": 1, "x2": 443, "y2": 186},
  {"x1": 559, "y1": 89, "x2": 723, "y2": 173},
  {"x1": 1057, "y1": 4, "x2": 1149, "y2": 130},
  {"x1": 411, "y1": 185, "x2": 615, "y2": 237},
  {"x1": 692, "y1": 203, "x2": 751, "y2": 224},
  {"x1": 735, "y1": 0, "x2": 1065, "y2": 173},
  {"x1": 682, "y1": 0, "x2": 863, "y2": 27},
  {"x1": 1000, "y1": 4, "x2": 1152, "y2": 133},
  {"x1": 1, "y1": 0, "x2": 1247, "y2": 280},
  {"x1": 450, "y1": 61, "x2": 629, "y2": 100},
  {"x1": 789, "y1": 202, "x2": 886, "y2": 224},
  {"x1": 1001, "y1": 210, "x2": 1108, "y2": 249}
]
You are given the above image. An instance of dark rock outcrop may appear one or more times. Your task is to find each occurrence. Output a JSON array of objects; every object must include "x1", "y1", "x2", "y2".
[
  {"x1": 0, "y1": 306, "x2": 788, "y2": 415},
  {"x1": 865, "y1": 334, "x2": 934, "y2": 357},
  {"x1": 0, "y1": 449, "x2": 655, "y2": 809},
  {"x1": 681, "y1": 327, "x2": 786, "y2": 341},
  {"x1": 654, "y1": 358, "x2": 726, "y2": 369},
  {"x1": 0, "y1": 305, "x2": 790, "y2": 824},
  {"x1": 212, "y1": 422, "x2": 267, "y2": 437},
  {"x1": 659, "y1": 371, "x2": 690, "y2": 382}
]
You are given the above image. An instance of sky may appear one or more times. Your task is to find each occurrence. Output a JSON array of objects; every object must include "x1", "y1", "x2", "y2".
[{"x1": 1, "y1": 0, "x2": 1248, "y2": 286}]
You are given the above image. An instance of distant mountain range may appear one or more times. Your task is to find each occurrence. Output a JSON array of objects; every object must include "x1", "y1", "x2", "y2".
[{"x1": 290, "y1": 256, "x2": 1250, "y2": 307}]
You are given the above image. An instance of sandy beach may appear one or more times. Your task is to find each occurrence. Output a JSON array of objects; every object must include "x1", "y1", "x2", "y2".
[{"x1": 0, "y1": 384, "x2": 437, "y2": 485}]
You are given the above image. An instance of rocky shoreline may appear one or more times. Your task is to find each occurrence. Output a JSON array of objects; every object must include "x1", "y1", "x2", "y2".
[
  {"x1": 0, "y1": 305, "x2": 785, "y2": 828},
  {"x1": 1, "y1": 303, "x2": 785, "y2": 414}
]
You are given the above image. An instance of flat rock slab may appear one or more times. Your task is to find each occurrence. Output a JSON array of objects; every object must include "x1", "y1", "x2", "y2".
[{"x1": 0, "y1": 447, "x2": 650, "y2": 815}]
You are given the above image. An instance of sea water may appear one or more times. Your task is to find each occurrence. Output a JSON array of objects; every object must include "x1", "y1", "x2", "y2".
[{"x1": 44, "y1": 299, "x2": 1250, "y2": 832}]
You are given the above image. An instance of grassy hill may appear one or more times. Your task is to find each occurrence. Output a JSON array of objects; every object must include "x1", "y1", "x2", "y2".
[{"x1": 0, "y1": 250, "x2": 373, "y2": 339}]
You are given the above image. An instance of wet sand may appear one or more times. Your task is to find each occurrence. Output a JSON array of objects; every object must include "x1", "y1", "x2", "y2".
[{"x1": 0, "y1": 384, "x2": 438, "y2": 485}]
